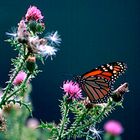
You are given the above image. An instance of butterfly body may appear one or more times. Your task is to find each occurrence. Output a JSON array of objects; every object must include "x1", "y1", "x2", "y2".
[{"x1": 76, "y1": 62, "x2": 127, "y2": 103}]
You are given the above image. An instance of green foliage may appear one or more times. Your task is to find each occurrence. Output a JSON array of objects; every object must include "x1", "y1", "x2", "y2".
[
  {"x1": 39, "y1": 122, "x2": 58, "y2": 139},
  {"x1": 104, "y1": 133, "x2": 121, "y2": 140},
  {"x1": 39, "y1": 97, "x2": 123, "y2": 140},
  {"x1": 0, "y1": 106, "x2": 40, "y2": 140},
  {"x1": 27, "y1": 21, "x2": 45, "y2": 34}
]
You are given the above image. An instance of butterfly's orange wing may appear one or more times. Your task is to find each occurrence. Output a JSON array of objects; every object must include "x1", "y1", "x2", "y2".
[{"x1": 80, "y1": 62, "x2": 127, "y2": 103}]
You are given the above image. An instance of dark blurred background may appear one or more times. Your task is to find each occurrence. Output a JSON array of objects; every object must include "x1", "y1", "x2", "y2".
[{"x1": 0, "y1": 0, "x2": 139, "y2": 139}]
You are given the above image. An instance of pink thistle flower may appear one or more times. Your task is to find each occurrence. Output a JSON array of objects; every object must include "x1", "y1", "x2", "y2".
[
  {"x1": 62, "y1": 80, "x2": 82, "y2": 100},
  {"x1": 25, "y1": 6, "x2": 44, "y2": 21},
  {"x1": 27, "y1": 118, "x2": 39, "y2": 129},
  {"x1": 13, "y1": 71, "x2": 27, "y2": 86},
  {"x1": 104, "y1": 120, "x2": 124, "y2": 136}
]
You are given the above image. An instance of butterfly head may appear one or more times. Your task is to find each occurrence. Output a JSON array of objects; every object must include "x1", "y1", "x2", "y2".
[{"x1": 73, "y1": 75, "x2": 82, "y2": 83}]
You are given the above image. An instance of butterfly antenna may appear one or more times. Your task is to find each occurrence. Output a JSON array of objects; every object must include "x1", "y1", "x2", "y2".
[{"x1": 61, "y1": 73, "x2": 74, "y2": 78}]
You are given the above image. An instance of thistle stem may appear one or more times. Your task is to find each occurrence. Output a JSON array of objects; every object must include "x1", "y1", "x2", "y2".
[
  {"x1": 0, "y1": 53, "x2": 29, "y2": 108},
  {"x1": 57, "y1": 102, "x2": 69, "y2": 140},
  {"x1": 94, "y1": 100, "x2": 112, "y2": 124},
  {"x1": 77, "y1": 100, "x2": 113, "y2": 132},
  {"x1": 64, "y1": 109, "x2": 89, "y2": 138},
  {"x1": 0, "y1": 66, "x2": 22, "y2": 107}
]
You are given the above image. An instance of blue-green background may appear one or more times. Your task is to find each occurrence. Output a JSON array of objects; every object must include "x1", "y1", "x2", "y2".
[{"x1": 0, "y1": 0, "x2": 139, "y2": 139}]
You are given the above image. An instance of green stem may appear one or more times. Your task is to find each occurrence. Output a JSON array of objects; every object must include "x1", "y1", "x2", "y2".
[
  {"x1": 0, "y1": 68, "x2": 22, "y2": 107},
  {"x1": 94, "y1": 100, "x2": 112, "y2": 124},
  {"x1": 77, "y1": 100, "x2": 113, "y2": 132},
  {"x1": 65, "y1": 109, "x2": 89, "y2": 138},
  {"x1": 57, "y1": 102, "x2": 69, "y2": 140},
  {"x1": 18, "y1": 116, "x2": 23, "y2": 140},
  {"x1": 0, "y1": 53, "x2": 29, "y2": 108}
]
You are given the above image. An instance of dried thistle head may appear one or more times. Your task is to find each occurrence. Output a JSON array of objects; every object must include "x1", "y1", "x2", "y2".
[
  {"x1": 17, "y1": 19, "x2": 29, "y2": 43},
  {"x1": 3, "y1": 102, "x2": 20, "y2": 114},
  {"x1": 0, "y1": 116, "x2": 6, "y2": 132},
  {"x1": 27, "y1": 37, "x2": 39, "y2": 54},
  {"x1": 111, "y1": 83, "x2": 129, "y2": 102},
  {"x1": 27, "y1": 37, "x2": 47, "y2": 54}
]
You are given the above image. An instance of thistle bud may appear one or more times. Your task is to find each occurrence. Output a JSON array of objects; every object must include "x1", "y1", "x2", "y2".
[
  {"x1": 36, "y1": 22, "x2": 45, "y2": 33},
  {"x1": 28, "y1": 20, "x2": 45, "y2": 34},
  {"x1": 111, "y1": 94, "x2": 123, "y2": 102},
  {"x1": 28, "y1": 20, "x2": 37, "y2": 33},
  {"x1": 26, "y1": 56, "x2": 36, "y2": 73}
]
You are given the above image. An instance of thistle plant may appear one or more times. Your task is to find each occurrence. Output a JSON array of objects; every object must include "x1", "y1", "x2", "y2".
[
  {"x1": 0, "y1": 5, "x2": 60, "y2": 109},
  {"x1": 0, "y1": 6, "x2": 129, "y2": 140},
  {"x1": 0, "y1": 5, "x2": 60, "y2": 139},
  {"x1": 40, "y1": 82, "x2": 129, "y2": 140},
  {"x1": 103, "y1": 120, "x2": 124, "y2": 140}
]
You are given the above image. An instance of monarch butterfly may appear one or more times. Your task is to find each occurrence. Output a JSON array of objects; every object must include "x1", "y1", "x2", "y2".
[{"x1": 75, "y1": 62, "x2": 127, "y2": 103}]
